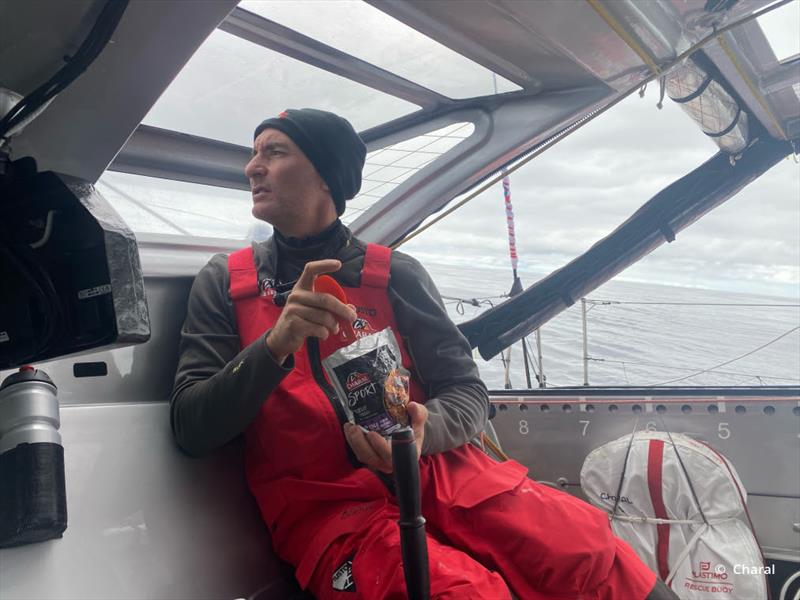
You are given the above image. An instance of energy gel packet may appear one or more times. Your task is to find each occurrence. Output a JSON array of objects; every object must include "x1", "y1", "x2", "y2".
[{"x1": 322, "y1": 327, "x2": 410, "y2": 436}]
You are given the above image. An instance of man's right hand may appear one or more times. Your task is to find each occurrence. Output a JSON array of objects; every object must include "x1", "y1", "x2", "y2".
[{"x1": 265, "y1": 259, "x2": 357, "y2": 363}]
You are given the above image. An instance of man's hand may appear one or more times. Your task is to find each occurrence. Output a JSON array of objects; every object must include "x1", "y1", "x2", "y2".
[
  {"x1": 266, "y1": 259, "x2": 357, "y2": 363},
  {"x1": 343, "y1": 402, "x2": 428, "y2": 473}
]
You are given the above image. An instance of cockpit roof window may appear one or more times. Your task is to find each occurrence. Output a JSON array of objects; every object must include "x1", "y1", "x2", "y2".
[
  {"x1": 97, "y1": 123, "x2": 476, "y2": 239},
  {"x1": 142, "y1": 29, "x2": 420, "y2": 147},
  {"x1": 757, "y1": 0, "x2": 800, "y2": 62},
  {"x1": 239, "y1": 0, "x2": 522, "y2": 99},
  {"x1": 342, "y1": 122, "x2": 475, "y2": 226},
  {"x1": 97, "y1": 171, "x2": 268, "y2": 240}
]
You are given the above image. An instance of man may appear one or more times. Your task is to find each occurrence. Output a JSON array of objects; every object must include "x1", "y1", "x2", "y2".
[{"x1": 171, "y1": 108, "x2": 677, "y2": 599}]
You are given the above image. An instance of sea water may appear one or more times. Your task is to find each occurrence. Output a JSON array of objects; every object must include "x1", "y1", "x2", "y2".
[{"x1": 422, "y1": 261, "x2": 800, "y2": 391}]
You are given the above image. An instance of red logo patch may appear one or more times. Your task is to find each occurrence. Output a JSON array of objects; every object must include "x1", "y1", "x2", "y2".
[{"x1": 278, "y1": 110, "x2": 289, "y2": 119}]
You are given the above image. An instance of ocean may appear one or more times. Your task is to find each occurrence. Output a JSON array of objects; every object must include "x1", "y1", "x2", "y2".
[{"x1": 421, "y1": 261, "x2": 800, "y2": 391}]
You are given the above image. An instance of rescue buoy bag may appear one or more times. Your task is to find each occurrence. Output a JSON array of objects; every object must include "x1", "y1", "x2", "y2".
[{"x1": 580, "y1": 431, "x2": 768, "y2": 600}]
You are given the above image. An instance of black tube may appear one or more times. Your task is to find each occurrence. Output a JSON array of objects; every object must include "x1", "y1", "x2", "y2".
[
  {"x1": 391, "y1": 428, "x2": 430, "y2": 600},
  {"x1": 521, "y1": 337, "x2": 533, "y2": 389}
]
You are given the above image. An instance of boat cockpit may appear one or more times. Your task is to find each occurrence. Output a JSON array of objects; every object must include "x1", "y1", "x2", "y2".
[{"x1": 1, "y1": 1, "x2": 798, "y2": 598}]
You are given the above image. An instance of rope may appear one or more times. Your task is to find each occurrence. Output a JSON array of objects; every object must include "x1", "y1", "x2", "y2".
[
  {"x1": 480, "y1": 432, "x2": 510, "y2": 462},
  {"x1": 611, "y1": 514, "x2": 727, "y2": 526},
  {"x1": 441, "y1": 294, "x2": 503, "y2": 316},
  {"x1": 650, "y1": 326, "x2": 800, "y2": 386},
  {"x1": 661, "y1": 416, "x2": 709, "y2": 526},
  {"x1": 390, "y1": 0, "x2": 795, "y2": 250},
  {"x1": 441, "y1": 294, "x2": 507, "y2": 303},
  {"x1": 779, "y1": 570, "x2": 800, "y2": 600},
  {"x1": 589, "y1": 356, "x2": 800, "y2": 383},
  {"x1": 611, "y1": 419, "x2": 639, "y2": 520},
  {"x1": 665, "y1": 524, "x2": 710, "y2": 588},
  {"x1": 586, "y1": 299, "x2": 800, "y2": 307}
]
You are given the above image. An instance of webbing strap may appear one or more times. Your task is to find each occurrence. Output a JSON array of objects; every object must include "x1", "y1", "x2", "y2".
[
  {"x1": 228, "y1": 246, "x2": 260, "y2": 300},
  {"x1": 647, "y1": 439, "x2": 671, "y2": 583},
  {"x1": 361, "y1": 243, "x2": 391, "y2": 289}
]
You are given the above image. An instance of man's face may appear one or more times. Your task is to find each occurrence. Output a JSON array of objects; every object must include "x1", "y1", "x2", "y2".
[{"x1": 244, "y1": 128, "x2": 334, "y2": 233}]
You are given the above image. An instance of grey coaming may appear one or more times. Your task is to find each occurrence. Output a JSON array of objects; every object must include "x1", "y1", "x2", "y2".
[{"x1": 488, "y1": 391, "x2": 800, "y2": 562}]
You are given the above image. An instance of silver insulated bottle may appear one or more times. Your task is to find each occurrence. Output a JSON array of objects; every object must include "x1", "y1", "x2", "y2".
[{"x1": 0, "y1": 366, "x2": 67, "y2": 547}]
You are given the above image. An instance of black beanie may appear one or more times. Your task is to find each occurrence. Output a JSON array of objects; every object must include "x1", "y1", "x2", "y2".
[{"x1": 254, "y1": 108, "x2": 367, "y2": 216}]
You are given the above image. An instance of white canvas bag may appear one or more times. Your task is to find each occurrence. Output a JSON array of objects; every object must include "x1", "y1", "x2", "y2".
[{"x1": 580, "y1": 431, "x2": 769, "y2": 599}]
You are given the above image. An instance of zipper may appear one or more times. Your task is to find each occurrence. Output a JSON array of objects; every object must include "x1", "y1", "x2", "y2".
[{"x1": 306, "y1": 337, "x2": 360, "y2": 468}]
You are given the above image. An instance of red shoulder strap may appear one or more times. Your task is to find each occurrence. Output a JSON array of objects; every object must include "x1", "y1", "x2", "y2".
[
  {"x1": 228, "y1": 246, "x2": 259, "y2": 300},
  {"x1": 361, "y1": 243, "x2": 391, "y2": 288}
]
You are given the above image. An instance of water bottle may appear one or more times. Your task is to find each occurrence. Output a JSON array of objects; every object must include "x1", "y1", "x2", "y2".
[{"x1": 0, "y1": 366, "x2": 67, "y2": 547}]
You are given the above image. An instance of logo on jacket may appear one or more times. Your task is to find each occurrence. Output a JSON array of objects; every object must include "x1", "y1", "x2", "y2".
[
  {"x1": 349, "y1": 316, "x2": 376, "y2": 340},
  {"x1": 258, "y1": 277, "x2": 276, "y2": 299},
  {"x1": 332, "y1": 557, "x2": 356, "y2": 592}
]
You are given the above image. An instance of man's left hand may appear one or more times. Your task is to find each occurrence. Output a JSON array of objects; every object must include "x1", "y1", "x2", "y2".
[{"x1": 343, "y1": 402, "x2": 428, "y2": 473}]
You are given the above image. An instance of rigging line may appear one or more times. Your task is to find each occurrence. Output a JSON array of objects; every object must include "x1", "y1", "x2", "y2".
[
  {"x1": 360, "y1": 175, "x2": 416, "y2": 186},
  {"x1": 589, "y1": 356, "x2": 800, "y2": 382},
  {"x1": 368, "y1": 130, "x2": 474, "y2": 162},
  {"x1": 343, "y1": 204, "x2": 369, "y2": 214},
  {"x1": 364, "y1": 158, "x2": 430, "y2": 169},
  {"x1": 360, "y1": 170, "x2": 415, "y2": 188},
  {"x1": 364, "y1": 122, "x2": 474, "y2": 173},
  {"x1": 392, "y1": 0, "x2": 795, "y2": 251},
  {"x1": 522, "y1": 336, "x2": 542, "y2": 375},
  {"x1": 105, "y1": 190, "x2": 244, "y2": 227},
  {"x1": 441, "y1": 294, "x2": 509, "y2": 302},
  {"x1": 586, "y1": 299, "x2": 800, "y2": 307},
  {"x1": 369, "y1": 148, "x2": 462, "y2": 159},
  {"x1": 359, "y1": 157, "x2": 438, "y2": 196},
  {"x1": 648, "y1": 325, "x2": 800, "y2": 386}
]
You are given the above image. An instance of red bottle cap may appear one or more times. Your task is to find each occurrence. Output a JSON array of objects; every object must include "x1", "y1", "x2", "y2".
[{"x1": 314, "y1": 275, "x2": 355, "y2": 344}]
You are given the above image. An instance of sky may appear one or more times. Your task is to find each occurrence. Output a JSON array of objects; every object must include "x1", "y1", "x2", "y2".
[
  {"x1": 400, "y1": 92, "x2": 800, "y2": 299},
  {"x1": 104, "y1": 0, "x2": 800, "y2": 299}
]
